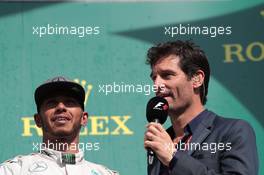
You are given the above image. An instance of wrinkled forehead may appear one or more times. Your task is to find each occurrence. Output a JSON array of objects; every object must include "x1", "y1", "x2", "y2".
[
  {"x1": 151, "y1": 54, "x2": 180, "y2": 67},
  {"x1": 151, "y1": 53, "x2": 181, "y2": 66},
  {"x1": 150, "y1": 55, "x2": 181, "y2": 76}
]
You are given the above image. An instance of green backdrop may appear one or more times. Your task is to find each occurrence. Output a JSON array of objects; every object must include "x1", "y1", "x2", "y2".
[{"x1": 0, "y1": 1, "x2": 263, "y2": 174}]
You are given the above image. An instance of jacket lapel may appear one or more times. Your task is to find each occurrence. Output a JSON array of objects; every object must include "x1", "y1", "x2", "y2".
[
  {"x1": 187, "y1": 111, "x2": 216, "y2": 155},
  {"x1": 149, "y1": 111, "x2": 217, "y2": 174}
]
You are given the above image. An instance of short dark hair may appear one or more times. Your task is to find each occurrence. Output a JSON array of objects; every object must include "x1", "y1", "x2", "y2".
[{"x1": 146, "y1": 40, "x2": 210, "y2": 105}]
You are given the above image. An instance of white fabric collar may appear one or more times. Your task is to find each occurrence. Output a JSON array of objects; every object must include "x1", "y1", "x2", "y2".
[{"x1": 40, "y1": 146, "x2": 84, "y2": 165}]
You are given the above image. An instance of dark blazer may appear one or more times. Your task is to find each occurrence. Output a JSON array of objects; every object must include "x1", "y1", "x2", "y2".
[{"x1": 148, "y1": 110, "x2": 259, "y2": 175}]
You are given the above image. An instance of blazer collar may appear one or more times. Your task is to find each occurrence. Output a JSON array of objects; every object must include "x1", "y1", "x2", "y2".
[
  {"x1": 187, "y1": 110, "x2": 216, "y2": 155},
  {"x1": 166, "y1": 110, "x2": 216, "y2": 155}
]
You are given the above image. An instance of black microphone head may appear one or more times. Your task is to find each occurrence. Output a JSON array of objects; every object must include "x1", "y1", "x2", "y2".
[{"x1": 146, "y1": 96, "x2": 168, "y2": 124}]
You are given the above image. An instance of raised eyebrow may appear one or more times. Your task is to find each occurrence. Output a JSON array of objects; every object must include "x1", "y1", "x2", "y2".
[{"x1": 161, "y1": 69, "x2": 176, "y2": 75}]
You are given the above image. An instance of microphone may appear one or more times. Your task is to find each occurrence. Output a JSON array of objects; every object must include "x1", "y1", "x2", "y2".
[{"x1": 146, "y1": 96, "x2": 169, "y2": 166}]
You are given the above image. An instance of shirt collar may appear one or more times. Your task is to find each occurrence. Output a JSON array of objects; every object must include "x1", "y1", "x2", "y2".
[
  {"x1": 167, "y1": 109, "x2": 208, "y2": 138},
  {"x1": 40, "y1": 147, "x2": 84, "y2": 165}
]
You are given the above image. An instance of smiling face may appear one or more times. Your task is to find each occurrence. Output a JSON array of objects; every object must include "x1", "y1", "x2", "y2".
[
  {"x1": 151, "y1": 55, "x2": 197, "y2": 116},
  {"x1": 35, "y1": 95, "x2": 87, "y2": 138}
]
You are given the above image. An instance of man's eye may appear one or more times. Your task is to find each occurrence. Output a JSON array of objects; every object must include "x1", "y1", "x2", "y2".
[
  {"x1": 64, "y1": 99, "x2": 77, "y2": 106},
  {"x1": 45, "y1": 100, "x2": 57, "y2": 107},
  {"x1": 161, "y1": 73, "x2": 172, "y2": 79}
]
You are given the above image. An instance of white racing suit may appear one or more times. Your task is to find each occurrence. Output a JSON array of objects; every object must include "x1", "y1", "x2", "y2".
[{"x1": 0, "y1": 147, "x2": 119, "y2": 175}]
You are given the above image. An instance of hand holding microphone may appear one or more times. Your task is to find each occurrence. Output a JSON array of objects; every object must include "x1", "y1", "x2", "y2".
[{"x1": 144, "y1": 97, "x2": 176, "y2": 167}]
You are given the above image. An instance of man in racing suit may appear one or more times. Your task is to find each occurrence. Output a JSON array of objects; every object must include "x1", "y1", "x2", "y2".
[{"x1": 0, "y1": 76, "x2": 119, "y2": 175}]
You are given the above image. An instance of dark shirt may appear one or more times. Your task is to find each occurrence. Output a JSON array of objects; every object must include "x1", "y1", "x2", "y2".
[{"x1": 159, "y1": 109, "x2": 208, "y2": 175}]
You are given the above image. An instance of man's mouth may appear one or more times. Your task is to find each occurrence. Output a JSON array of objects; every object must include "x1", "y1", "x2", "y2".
[
  {"x1": 51, "y1": 115, "x2": 71, "y2": 124},
  {"x1": 157, "y1": 92, "x2": 171, "y2": 98}
]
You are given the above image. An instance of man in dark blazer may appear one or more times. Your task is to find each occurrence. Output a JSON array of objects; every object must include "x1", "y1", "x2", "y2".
[{"x1": 144, "y1": 40, "x2": 259, "y2": 175}]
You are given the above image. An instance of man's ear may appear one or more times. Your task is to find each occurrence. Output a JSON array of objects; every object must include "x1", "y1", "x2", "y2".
[
  {"x1": 192, "y1": 70, "x2": 205, "y2": 88},
  {"x1": 81, "y1": 112, "x2": 88, "y2": 126},
  {"x1": 34, "y1": 113, "x2": 42, "y2": 128}
]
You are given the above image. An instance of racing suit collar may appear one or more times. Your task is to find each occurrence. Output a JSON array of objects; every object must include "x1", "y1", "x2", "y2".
[{"x1": 40, "y1": 147, "x2": 84, "y2": 165}]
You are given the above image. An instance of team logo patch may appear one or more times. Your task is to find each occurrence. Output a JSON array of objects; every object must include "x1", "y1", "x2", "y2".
[{"x1": 28, "y1": 161, "x2": 48, "y2": 172}]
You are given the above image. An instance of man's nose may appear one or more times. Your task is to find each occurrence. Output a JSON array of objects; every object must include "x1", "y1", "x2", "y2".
[
  {"x1": 55, "y1": 101, "x2": 66, "y2": 111},
  {"x1": 154, "y1": 75, "x2": 165, "y2": 87},
  {"x1": 153, "y1": 76, "x2": 166, "y2": 93}
]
